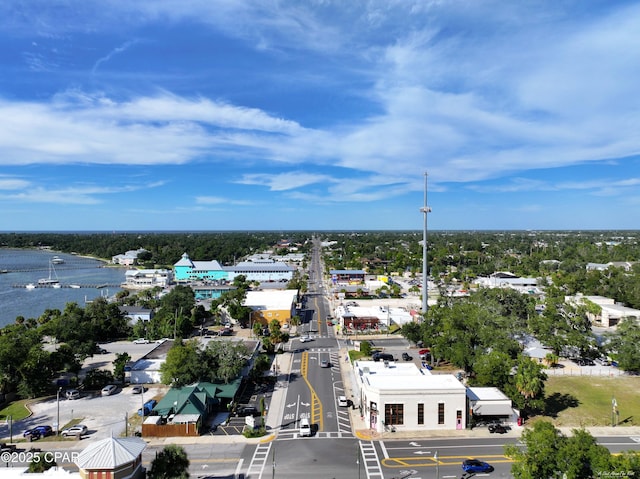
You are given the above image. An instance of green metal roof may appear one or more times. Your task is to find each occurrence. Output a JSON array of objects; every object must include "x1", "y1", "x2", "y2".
[{"x1": 153, "y1": 380, "x2": 241, "y2": 416}]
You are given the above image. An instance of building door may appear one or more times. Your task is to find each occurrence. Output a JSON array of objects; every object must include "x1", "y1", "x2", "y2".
[{"x1": 456, "y1": 410, "x2": 463, "y2": 430}]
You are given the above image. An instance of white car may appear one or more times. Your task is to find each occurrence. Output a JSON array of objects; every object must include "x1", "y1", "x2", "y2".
[
  {"x1": 300, "y1": 336, "x2": 312, "y2": 343},
  {"x1": 101, "y1": 384, "x2": 117, "y2": 396},
  {"x1": 299, "y1": 417, "x2": 311, "y2": 437},
  {"x1": 133, "y1": 338, "x2": 150, "y2": 344},
  {"x1": 155, "y1": 338, "x2": 169, "y2": 344},
  {"x1": 61, "y1": 424, "x2": 88, "y2": 437},
  {"x1": 338, "y1": 396, "x2": 349, "y2": 407}
]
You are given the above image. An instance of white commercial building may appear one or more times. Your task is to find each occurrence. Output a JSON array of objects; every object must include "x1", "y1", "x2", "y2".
[
  {"x1": 467, "y1": 387, "x2": 518, "y2": 424},
  {"x1": 123, "y1": 269, "x2": 172, "y2": 289},
  {"x1": 566, "y1": 293, "x2": 640, "y2": 328},
  {"x1": 335, "y1": 304, "x2": 415, "y2": 331},
  {"x1": 353, "y1": 360, "x2": 467, "y2": 433}
]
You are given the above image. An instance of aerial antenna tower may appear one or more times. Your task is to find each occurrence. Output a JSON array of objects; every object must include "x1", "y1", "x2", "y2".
[{"x1": 420, "y1": 172, "x2": 432, "y2": 316}]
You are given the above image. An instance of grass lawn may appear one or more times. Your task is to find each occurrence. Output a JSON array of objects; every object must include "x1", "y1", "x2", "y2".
[
  {"x1": 0, "y1": 399, "x2": 32, "y2": 422},
  {"x1": 538, "y1": 376, "x2": 640, "y2": 427}
]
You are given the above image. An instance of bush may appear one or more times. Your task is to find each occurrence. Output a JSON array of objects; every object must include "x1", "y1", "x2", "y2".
[
  {"x1": 243, "y1": 426, "x2": 268, "y2": 438},
  {"x1": 360, "y1": 340, "x2": 372, "y2": 356}
]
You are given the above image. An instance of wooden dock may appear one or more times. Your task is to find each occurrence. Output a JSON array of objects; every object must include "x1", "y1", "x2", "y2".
[{"x1": 13, "y1": 283, "x2": 121, "y2": 289}]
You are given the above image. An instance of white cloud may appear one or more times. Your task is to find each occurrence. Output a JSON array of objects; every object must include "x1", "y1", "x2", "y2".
[
  {"x1": 92, "y1": 39, "x2": 140, "y2": 73},
  {"x1": 0, "y1": 1, "x2": 639, "y2": 205},
  {"x1": 0, "y1": 180, "x2": 164, "y2": 204},
  {"x1": 236, "y1": 171, "x2": 332, "y2": 191},
  {"x1": 195, "y1": 196, "x2": 252, "y2": 205},
  {"x1": 0, "y1": 176, "x2": 31, "y2": 190}
]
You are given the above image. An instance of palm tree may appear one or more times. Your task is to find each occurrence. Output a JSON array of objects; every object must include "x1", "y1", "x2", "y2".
[{"x1": 514, "y1": 357, "x2": 547, "y2": 414}]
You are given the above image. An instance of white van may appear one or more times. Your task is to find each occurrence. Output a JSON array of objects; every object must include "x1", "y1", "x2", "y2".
[{"x1": 299, "y1": 417, "x2": 311, "y2": 437}]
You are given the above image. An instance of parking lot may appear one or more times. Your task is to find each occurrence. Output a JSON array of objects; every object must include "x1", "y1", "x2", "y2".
[{"x1": 1, "y1": 340, "x2": 168, "y2": 442}]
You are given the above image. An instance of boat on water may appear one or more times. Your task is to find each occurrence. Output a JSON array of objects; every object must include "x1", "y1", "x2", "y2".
[
  {"x1": 69, "y1": 284, "x2": 81, "y2": 289},
  {"x1": 38, "y1": 259, "x2": 60, "y2": 286},
  {"x1": 25, "y1": 283, "x2": 36, "y2": 290},
  {"x1": 51, "y1": 256, "x2": 65, "y2": 264}
]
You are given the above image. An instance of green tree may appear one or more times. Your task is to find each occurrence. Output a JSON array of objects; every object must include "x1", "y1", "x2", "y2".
[
  {"x1": 505, "y1": 420, "x2": 563, "y2": 479},
  {"x1": 360, "y1": 340, "x2": 373, "y2": 356},
  {"x1": 50, "y1": 343, "x2": 82, "y2": 377},
  {"x1": 160, "y1": 340, "x2": 201, "y2": 386},
  {"x1": 27, "y1": 453, "x2": 56, "y2": 472},
  {"x1": 113, "y1": 352, "x2": 131, "y2": 383},
  {"x1": 82, "y1": 369, "x2": 114, "y2": 390},
  {"x1": 510, "y1": 356, "x2": 547, "y2": 415},
  {"x1": 148, "y1": 444, "x2": 190, "y2": 479},
  {"x1": 471, "y1": 350, "x2": 513, "y2": 390},
  {"x1": 18, "y1": 346, "x2": 56, "y2": 398},
  {"x1": 606, "y1": 320, "x2": 640, "y2": 373},
  {"x1": 506, "y1": 422, "x2": 624, "y2": 479},
  {"x1": 202, "y1": 341, "x2": 248, "y2": 383}
]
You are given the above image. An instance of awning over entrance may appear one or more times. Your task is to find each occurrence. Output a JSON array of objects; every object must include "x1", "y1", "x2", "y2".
[{"x1": 472, "y1": 403, "x2": 514, "y2": 416}]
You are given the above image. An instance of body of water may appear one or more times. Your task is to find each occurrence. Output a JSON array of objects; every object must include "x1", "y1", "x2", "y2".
[{"x1": 0, "y1": 248, "x2": 126, "y2": 328}]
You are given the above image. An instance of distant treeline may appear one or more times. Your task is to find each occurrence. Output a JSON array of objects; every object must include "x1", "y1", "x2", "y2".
[
  {"x1": 2, "y1": 230, "x2": 640, "y2": 308},
  {"x1": 0, "y1": 231, "x2": 314, "y2": 267}
]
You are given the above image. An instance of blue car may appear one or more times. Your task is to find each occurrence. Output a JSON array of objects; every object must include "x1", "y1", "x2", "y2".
[
  {"x1": 462, "y1": 459, "x2": 494, "y2": 473},
  {"x1": 23, "y1": 425, "x2": 53, "y2": 440}
]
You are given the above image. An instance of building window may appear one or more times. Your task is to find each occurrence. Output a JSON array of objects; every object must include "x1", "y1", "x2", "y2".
[
  {"x1": 438, "y1": 403, "x2": 445, "y2": 425},
  {"x1": 384, "y1": 404, "x2": 404, "y2": 426},
  {"x1": 417, "y1": 403, "x2": 424, "y2": 425}
]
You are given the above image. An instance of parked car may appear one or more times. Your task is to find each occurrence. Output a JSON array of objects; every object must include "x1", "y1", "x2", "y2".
[
  {"x1": 61, "y1": 424, "x2": 88, "y2": 437},
  {"x1": 138, "y1": 399, "x2": 157, "y2": 416},
  {"x1": 418, "y1": 348, "x2": 430, "y2": 359},
  {"x1": 574, "y1": 358, "x2": 595, "y2": 366},
  {"x1": 402, "y1": 352, "x2": 413, "y2": 361},
  {"x1": 131, "y1": 385, "x2": 145, "y2": 394},
  {"x1": 462, "y1": 459, "x2": 494, "y2": 473},
  {"x1": 488, "y1": 424, "x2": 510, "y2": 434},
  {"x1": 236, "y1": 405, "x2": 260, "y2": 417},
  {"x1": 372, "y1": 352, "x2": 394, "y2": 362},
  {"x1": 101, "y1": 384, "x2": 117, "y2": 396},
  {"x1": 133, "y1": 338, "x2": 150, "y2": 344},
  {"x1": 595, "y1": 357, "x2": 611, "y2": 366},
  {"x1": 65, "y1": 389, "x2": 80, "y2": 400},
  {"x1": 23, "y1": 425, "x2": 53, "y2": 439},
  {"x1": 155, "y1": 338, "x2": 169, "y2": 344},
  {"x1": 338, "y1": 396, "x2": 349, "y2": 407}
]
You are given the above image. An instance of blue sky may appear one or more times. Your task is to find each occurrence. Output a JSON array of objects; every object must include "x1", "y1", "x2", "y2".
[{"x1": 1, "y1": 1, "x2": 639, "y2": 231}]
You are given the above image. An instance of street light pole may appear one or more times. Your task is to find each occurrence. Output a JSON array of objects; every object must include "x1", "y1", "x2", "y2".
[{"x1": 56, "y1": 387, "x2": 61, "y2": 436}]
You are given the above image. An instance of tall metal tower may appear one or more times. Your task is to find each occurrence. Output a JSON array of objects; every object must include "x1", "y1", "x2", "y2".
[{"x1": 420, "y1": 172, "x2": 431, "y2": 315}]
